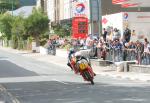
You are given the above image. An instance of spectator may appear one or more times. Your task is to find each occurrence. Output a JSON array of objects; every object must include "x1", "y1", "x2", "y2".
[
  {"x1": 122, "y1": 41, "x2": 129, "y2": 61},
  {"x1": 115, "y1": 39, "x2": 122, "y2": 50},
  {"x1": 128, "y1": 41, "x2": 136, "y2": 49},
  {"x1": 143, "y1": 38, "x2": 150, "y2": 53},
  {"x1": 103, "y1": 28, "x2": 107, "y2": 42},
  {"x1": 136, "y1": 40, "x2": 144, "y2": 64},
  {"x1": 112, "y1": 28, "x2": 121, "y2": 41},
  {"x1": 80, "y1": 39, "x2": 86, "y2": 48},
  {"x1": 131, "y1": 30, "x2": 136, "y2": 36},
  {"x1": 141, "y1": 38, "x2": 150, "y2": 65},
  {"x1": 123, "y1": 27, "x2": 131, "y2": 42},
  {"x1": 86, "y1": 35, "x2": 92, "y2": 49},
  {"x1": 72, "y1": 39, "x2": 78, "y2": 51},
  {"x1": 97, "y1": 39, "x2": 106, "y2": 60}
]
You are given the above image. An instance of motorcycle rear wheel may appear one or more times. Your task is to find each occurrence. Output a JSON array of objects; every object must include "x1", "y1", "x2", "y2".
[
  {"x1": 83, "y1": 71, "x2": 94, "y2": 85},
  {"x1": 90, "y1": 79, "x2": 94, "y2": 85}
]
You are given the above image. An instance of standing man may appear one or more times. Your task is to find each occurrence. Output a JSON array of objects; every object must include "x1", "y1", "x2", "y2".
[
  {"x1": 103, "y1": 28, "x2": 107, "y2": 42},
  {"x1": 123, "y1": 27, "x2": 131, "y2": 42}
]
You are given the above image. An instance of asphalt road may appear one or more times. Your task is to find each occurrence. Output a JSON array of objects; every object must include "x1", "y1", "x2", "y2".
[
  {"x1": 0, "y1": 60, "x2": 37, "y2": 78},
  {"x1": 2, "y1": 80, "x2": 150, "y2": 103},
  {"x1": 0, "y1": 48, "x2": 150, "y2": 103}
]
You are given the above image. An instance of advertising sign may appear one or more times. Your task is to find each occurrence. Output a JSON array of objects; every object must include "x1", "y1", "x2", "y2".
[
  {"x1": 72, "y1": 0, "x2": 89, "y2": 17},
  {"x1": 123, "y1": 12, "x2": 128, "y2": 20},
  {"x1": 72, "y1": 17, "x2": 88, "y2": 39}
]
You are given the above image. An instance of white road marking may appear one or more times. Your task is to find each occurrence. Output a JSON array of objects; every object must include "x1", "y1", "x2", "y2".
[
  {"x1": 0, "y1": 58, "x2": 9, "y2": 61},
  {"x1": 0, "y1": 76, "x2": 53, "y2": 83},
  {"x1": 52, "y1": 79, "x2": 69, "y2": 85}
]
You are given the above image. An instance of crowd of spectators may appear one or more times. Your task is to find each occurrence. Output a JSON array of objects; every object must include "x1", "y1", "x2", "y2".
[{"x1": 46, "y1": 27, "x2": 150, "y2": 65}]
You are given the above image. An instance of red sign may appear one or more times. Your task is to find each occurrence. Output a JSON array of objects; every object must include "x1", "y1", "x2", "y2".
[
  {"x1": 121, "y1": 3, "x2": 139, "y2": 8},
  {"x1": 112, "y1": 0, "x2": 128, "y2": 4},
  {"x1": 102, "y1": 18, "x2": 108, "y2": 24},
  {"x1": 72, "y1": 17, "x2": 88, "y2": 39}
]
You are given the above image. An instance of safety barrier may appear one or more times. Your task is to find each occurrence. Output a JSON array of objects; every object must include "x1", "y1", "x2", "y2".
[
  {"x1": 141, "y1": 52, "x2": 150, "y2": 65},
  {"x1": 96, "y1": 47, "x2": 150, "y2": 65}
]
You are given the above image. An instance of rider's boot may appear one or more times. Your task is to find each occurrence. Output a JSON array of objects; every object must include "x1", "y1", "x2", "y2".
[{"x1": 67, "y1": 63, "x2": 73, "y2": 71}]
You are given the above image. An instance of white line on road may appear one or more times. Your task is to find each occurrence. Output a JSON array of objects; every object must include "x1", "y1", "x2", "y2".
[
  {"x1": 0, "y1": 58, "x2": 9, "y2": 61},
  {"x1": 0, "y1": 76, "x2": 54, "y2": 83},
  {"x1": 52, "y1": 79, "x2": 69, "y2": 85}
]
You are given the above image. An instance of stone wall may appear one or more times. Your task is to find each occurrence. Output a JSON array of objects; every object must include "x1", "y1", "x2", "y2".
[{"x1": 129, "y1": 65, "x2": 150, "y2": 73}]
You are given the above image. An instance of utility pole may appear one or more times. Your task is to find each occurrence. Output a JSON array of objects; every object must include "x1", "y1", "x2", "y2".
[
  {"x1": 97, "y1": 0, "x2": 102, "y2": 37},
  {"x1": 69, "y1": 0, "x2": 73, "y2": 36},
  {"x1": 89, "y1": 0, "x2": 94, "y2": 35}
]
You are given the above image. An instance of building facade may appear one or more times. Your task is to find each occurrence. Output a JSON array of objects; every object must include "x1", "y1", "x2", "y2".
[
  {"x1": 36, "y1": 0, "x2": 99, "y2": 35},
  {"x1": 36, "y1": 0, "x2": 150, "y2": 36},
  {"x1": 47, "y1": 0, "x2": 55, "y2": 21},
  {"x1": 36, "y1": 0, "x2": 47, "y2": 13}
]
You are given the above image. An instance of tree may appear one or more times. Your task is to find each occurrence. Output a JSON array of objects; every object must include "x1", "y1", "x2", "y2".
[
  {"x1": 24, "y1": 9, "x2": 49, "y2": 46},
  {"x1": 0, "y1": 0, "x2": 19, "y2": 13},
  {"x1": 11, "y1": 15, "x2": 25, "y2": 37},
  {"x1": 11, "y1": 15, "x2": 25, "y2": 49},
  {"x1": 0, "y1": 13, "x2": 13, "y2": 40},
  {"x1": 52, "y1": 23, "x2": 71, "y2": 37},
  {"x1": 62, "y1": 23, "x2": 72, "y2": 37}
]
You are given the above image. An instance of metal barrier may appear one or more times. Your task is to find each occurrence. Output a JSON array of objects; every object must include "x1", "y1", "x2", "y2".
[
  {"x1": 97, "y1": 48, "x2": 103, "y2": 59},
  {"x1": 105, "y1": 48, "x2": 123, "y2": 62},
  {"x1": 125, "y1": 49, "x2": 137, "y2": 61},
  {"x1": 96, "y1": 47, "x2": 150, "y2": 65},
  {"x1": 141, "y1": 52, "x2": 150, "y2": 65}
]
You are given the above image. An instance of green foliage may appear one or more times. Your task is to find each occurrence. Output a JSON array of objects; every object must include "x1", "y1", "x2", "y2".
[
  {"x1": 62, "y1": 23, "x2": 72, "y2": 37},
  {"x1": 52, "y1": 23, "x2": 71, "y2": 37},
  {"x1": 39, "y1": 32, "x2": 49, "y2": 46},
  {"x1": 27, "y1": 36, "x2": 33, "y2": 43},
  {"x1": 24, "y1": 9, "x2": 49, "y2": 37},
  {"x1": 0, "y1": 13, "x2": 13, "y2": 40},
  {"x1": 11, "y1": 34, "x2": 18, "y2": 49},
  {"x1": 0, "y1": 0, "x2": 19, "y2": 13},
  {"x1": 11, "y1": 15, "x2": 25, "y2": 38},
  {"x1": 26, "y1": 36, "x2": 33, "y2": 50},
  {"x1": 17, "y1": 38, "x2": 24, "y2": 50},
  {"x1": 0, "y1": 8, "x2": 50, "y2": 49}
]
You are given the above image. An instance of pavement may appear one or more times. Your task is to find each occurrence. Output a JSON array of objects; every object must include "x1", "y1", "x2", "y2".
[{"x1": 0, "y1": 46, "x2": 150, "y2": 82}]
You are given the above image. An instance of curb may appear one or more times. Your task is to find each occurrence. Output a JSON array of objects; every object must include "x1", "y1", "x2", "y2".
[{"x1": 98, "y1": 72, "x2": 150, "y2": 82}]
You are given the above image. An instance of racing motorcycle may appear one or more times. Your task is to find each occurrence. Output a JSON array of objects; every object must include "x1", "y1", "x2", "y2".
[{"x1": 69, "y1": 55, "x2": 95, "y2": 85}]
